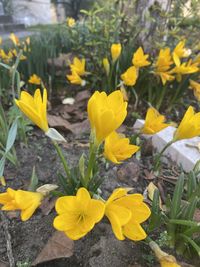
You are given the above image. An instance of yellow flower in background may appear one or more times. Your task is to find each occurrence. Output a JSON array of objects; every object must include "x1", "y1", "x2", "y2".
[
  {"x1": 103, "y1": 57, "x2": 110, "y2": 76},
  {"x1": 111, "y1": 43, "x2": 122, "y2": 62},
  {"x1": 67, "y1": 71, "x2": 86, "y2": 86},
  {"x1": 15, "y1": 89, "x2": 49, "y2": 132},
  {"x1": 0, "y1": 188, "x2": 43, "y2": 221},
  {"x1": 189, "y1": 80, "x2": 200, "y2": 101},
  {"x1": 174, "y1": 106, "x2": 200, "y2": 140},
  {"x1": 171, "y1": 59, "x2": 199, "y2": 82},
  {"x1": 70, "y1": 57, "x2": 86, "y2": 76},
  {"x1": 105, "y1": 188, "x2": 151, "y2": 241},
  {"x1": 87, "y1": 90, "x2": 127, "y2": 143},
  {"x1": 9, "y1": 33, "x2": 20, "y2": 46},
  {"x1": 154, "y1": 48, "x2": 174, "y2": 85},
  {"x1": 142, "y1": 107, "x2": 170, "y2": 135},
  {"x1": 172, "y1": 40, "x2": 191, "y2": 65},
  {"x1": 104, "y1": 131, "x2": 140, "y2": 164},
  {"x1": 53, "y1": 187, "x2": 105, "y2": 240},
  {"x1": 155, "y1": 48, "x2": 173, "y2": 72},
  {"x1": 0, "y1": 37, "x2": 2, "y2": 45},
  {"x1": 121, "y1": 66, "x2": 137, "y2": 86},
  {"x1": 66, "y1": 17, "x2": 75, "y2": 27},
  {"x1": 0, "y1": 49, "x2": 13, "y2": 63},
  {"x1": 132, "y1": 47, "x2": 151, "y2": 68},
  {"x1": 28, "y1": 74, "x2": 41, "y2": 85}
]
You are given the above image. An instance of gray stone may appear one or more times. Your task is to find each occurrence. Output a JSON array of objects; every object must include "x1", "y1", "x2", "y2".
[{"x1": 133, "y1": 119, "x2": 200, "y2": 172}]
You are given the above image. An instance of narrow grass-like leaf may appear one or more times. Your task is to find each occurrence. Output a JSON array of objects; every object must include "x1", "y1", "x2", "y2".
[{"x1": 170, "y1": 173, "x2": 184, "y2": 219}]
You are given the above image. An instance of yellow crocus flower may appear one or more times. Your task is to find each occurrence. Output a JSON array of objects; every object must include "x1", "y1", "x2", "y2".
[
  {"x1": 121, "y1": 66, "x2": 137, "y2": 86},
  {"x1": 15, "y1": 89, "x2": 49, "y2": 132},
  {"x1": 66, "y1": 71, "x2": 86, "y2": 86},
  {"x1": 171, "y1": 59, "x2": 199, "y2": 82},
  {"x1": 189, "y1": 80, "x2": 200, "y2": 101},
  {"x1": 9, "y1": 33, "x2": 20, "y2": 46},
  {"x1": 111, "y1": 43, "x2": 122, "y2": 62},
  {"x1": 28, "y1": 74, "x2": 41, "y2": 85},
  {"x1": 66, "y1": 17, "x2": 76, "y2": 27},
  {"x1": 53, "y1": 187, "x2": 105, "y2": 240},
  {"x1": 154, "y1": 48, "x2": 174, "y2": 84},
  {"x1": 173, "y1": 40, "x2": 191, "y2": 65},
  {"x1": 104, "y1": 131, "x2": 140, "y2": 164},
  {"x1": 105, "y1": 188, "x2": 151, "y2": 241},
  {"x1": 132, "y1": 47, "x2": 151, "y2": 68},
  {"x1": 87, "y1": 90, "x2": 127, "y2": 143},
  {"x1": 0, "y1": 49, "x2": 13, "y2": 63},
  {"x1": 142, "y1": 107, "x2": 170, "y2": 134},
  {"x1": 174, "y1": 106, "x2": 200, "y2": 140},
  {"x1": 70, "y1": 57, "x2": 86, "y2": 76},
  {"x1": 102, "y1": 57, "x2": 110, "y2": 76},
  {"x1": 0, "y1": 188, "x2": 43, "y2": 221}
]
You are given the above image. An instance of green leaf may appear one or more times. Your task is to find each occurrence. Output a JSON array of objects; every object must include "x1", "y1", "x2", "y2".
[
  {"x1": 148, "y1": 189, "x2": 162, "y2": 232},
  {"x1": 0, "y1": 156, "x2": 6, "y2": 177},
  {"x1": 5, "y1": 118, "x2": 18, "y2": 153},
  {"x1": 79, "y1": 153, "x2": 85, "y2": 179},
  {"x1": 170, "y1": 173, "x2": 184, "y2": 219},
  {"x1": 181, "y1": 197, "x2": 198, "y2": 220},
  {"x1": 179, "y1": 234, "x2": 200, "y2": 256},
  {"x1": 28, "y1": 166, "x2": 38, "y2": 192},
  {"x1": 169, "y1": 219, "x2": 200, "y2": 227}
]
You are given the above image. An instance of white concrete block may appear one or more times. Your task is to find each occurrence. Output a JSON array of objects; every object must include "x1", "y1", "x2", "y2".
[{"x1": 133, "y1": 119, "x2": 200, "y2": 172}]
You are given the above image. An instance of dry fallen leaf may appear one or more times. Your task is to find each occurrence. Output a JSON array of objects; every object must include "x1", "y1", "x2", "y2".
[
  {"x1": 32, "y1": 231, "x2": 74, "y2": 266},
  {"x1": 40, "y1": 197, "x2": 56, "y2": 216},
  {"x1": 48, "y1": 114, "x2": 74, "y2": 133},
  {"x1": 75, "y1": 90, "x2": 91, "y2": 102},
  {"x1": 71, "y1": 119, "x2": 90, "y2": 135}
]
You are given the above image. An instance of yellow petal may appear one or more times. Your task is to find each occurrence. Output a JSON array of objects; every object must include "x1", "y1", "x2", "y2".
[{"x1": 123, "y1": 221, "x2": 147, "y2": 241}]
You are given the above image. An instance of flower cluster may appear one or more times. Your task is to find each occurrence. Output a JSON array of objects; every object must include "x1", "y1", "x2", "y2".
[
  {"x1": 0, "y1": 33, "x2": 30, "y2": 63},
  {"x1": 67, "y1": 57, "x2": 87, "y2": 86}
]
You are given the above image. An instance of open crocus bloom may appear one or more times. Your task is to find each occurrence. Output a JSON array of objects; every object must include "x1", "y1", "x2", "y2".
[
  {"x1": 87, "y1": 90, "x2": 127, "y2": 143},
  {"x1": 53, "y1": 187, "x2": 105, "y2": 240},
  {"x1": 132, "y1": 47, "x2": 151, "y2": 68},
  {"x1": 104, "y1": 131, "x2": 140, "y2": 164},
  {"x1": 70, "y1": 57, "x2": 86, "y2": 76},
  {"x1": 121, "y1": 66, "x2": 137, "y2": 86},
  {"x1": 67, "y1": 71, "x2": 86, "y2": 86},
  {"x1": 105, "y1": 188, "x2": 151, "y2": 241},
  {"x1": 174, "y1": 106, "x2": 200, "y2": 140},
  {"x1": 28, "y1": 74, "x2": 41, "y2": 85},
  {"x1": 0, "y1": 188, "x2": 44, "y2": 221},
  {"x1": 142, "y1": 107, "x2": 170, "y2": 135}
]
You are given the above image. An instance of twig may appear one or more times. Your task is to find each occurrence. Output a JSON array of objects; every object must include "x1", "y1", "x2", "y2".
[{"x1": 0, "y1": 212, "x2": 15, "y2": 267}]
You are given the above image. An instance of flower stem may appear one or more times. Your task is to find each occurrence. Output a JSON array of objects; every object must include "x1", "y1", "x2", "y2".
[
  {"x1": 53, "y1": 141, "x2": 71, "y2": 178},
  {"x1": 84, "y1": 140, "x2": 99, "y2": 187},
  {"x1": 153, "y1": 140, "x2": 175, "y2": 172}
]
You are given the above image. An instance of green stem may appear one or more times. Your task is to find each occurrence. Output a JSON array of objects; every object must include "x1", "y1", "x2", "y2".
[
  {"x1": 153, "y1": 140, "x2": 175, "y2": 172},
  {"x1": 53, "y1": 141, "x2": 70, "y2": 178},
  {"x1": 11, "y1": 50, "x2": 23, "y2": 100},
  {"x1": 156, "y1": 85, "x2": 167, "y2": 110},
  {"x1": 84, "y1": 140, "x2": 99, "y2": 187}
]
